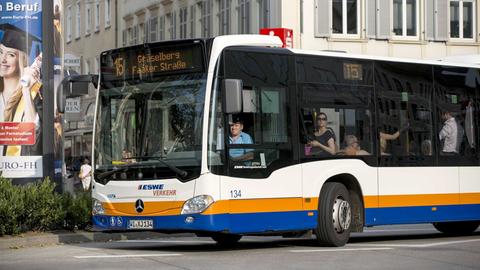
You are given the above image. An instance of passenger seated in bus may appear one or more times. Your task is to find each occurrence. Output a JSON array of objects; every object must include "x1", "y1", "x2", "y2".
[
  {"x1": 228, "y1": 116, "x2": 254, "y2": 162},
  {"x1": 339, "y1": 135, "x2": 370, "y2": 156},
  {"x1": 421, "y1": 139, "x2": 432, "y2": 156},
  {"x1": 306, "y1": 112, "x2": 336, "y2": 156},
  {"x1": 439, "y1": 110, "x2": 459, "y2": 155},
  {"x1": 379, "y1": 123, "x2": 409, "y2": 155}
]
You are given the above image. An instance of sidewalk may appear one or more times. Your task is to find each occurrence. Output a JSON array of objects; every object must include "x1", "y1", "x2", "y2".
[{"x1": 0, "y1": 230, "x2": 193, "y2": 250}]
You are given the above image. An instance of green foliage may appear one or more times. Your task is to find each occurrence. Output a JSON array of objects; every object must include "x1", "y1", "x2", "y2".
[
  {"x1": 62, "y1": 190, "x2": 92, "y2": 230},
  {"x1": 0, "y1": 177, "x2": 92, "y2": 236},
  {"x1": 0, "y1": 178, "x2": 24, "y2": 235},
  {"x1": 21, "y1": 178, "x2": 64, "y2": 231}
]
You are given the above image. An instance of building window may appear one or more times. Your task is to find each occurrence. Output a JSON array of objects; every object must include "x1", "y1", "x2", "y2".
[
  {"x1": 393, "y1": 0, "x2": 418, "y2": 37},
  {"x1": 167, "y1": 12, "x2": 177, "y2": 40},
  {"x1": 104, "y1": 0, "x2": 111, "y2": 28},
  {"x1": 331, "y1": 0, "x2": 358, "y2": 35},
  {"x1": 159, "y1": 16, "x2": 165, "y2": 41},
  {"x1": 94, "y1": 1, "x2": 100, "y2": 32},
  {"x1": 85, "y1": 4, "x2": 91, "y2": 36},
  {"x1": 180, "y1": 7, "x2": 188, "y2": 39},
  {"x1": 133, "y1": 25, "x2": 138, "y2": 44},
  {"x1": 200, "y1": 0, "x2": 212, "y2": 37},
  {"x1": 219, "y1": 0, "x2": 231, "y2": 35},
  {"x1": 139, "y1": 22, "x2": 146, "y2": 43},
  {"x1": 75, "y1": 2, "x2": 81, "y2": 39},
  {"x1": 67, "y1": 5, "x2": 72, "y2": 42},
  {"x1": 122, "y1": 29, "x2": 127, "y2": 46},
  {"x1": 127, "y1": 27, "x2": 133, "y2": 45},
  {"x1": 189, "y1": 5, "x2": 196, "y2": 38},
  {"x1": 149, "y1": 17, "x2": 158, "y2": 42},
  {"x1": 238, "y1": 0, "x2": 250, "y2": 34},
  {"x1": 450, "y1": 0, "x2": 475, "y2": 39}
]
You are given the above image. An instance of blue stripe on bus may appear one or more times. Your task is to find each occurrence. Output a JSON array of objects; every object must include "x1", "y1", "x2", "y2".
[
  {"x1": 93, "y1": 211, "x2": 317, "y2": 233},
  {"x1": 365, "y1": 204, "x2": 480, "y2": 226},
  {"x1": 93, "y1": 204, "x2": 480, "y2": 233}
]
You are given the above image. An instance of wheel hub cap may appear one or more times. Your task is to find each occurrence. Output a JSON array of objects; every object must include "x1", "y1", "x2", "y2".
[{"x1": 332, "y1": 197, "x2": 351, "y2": 233}]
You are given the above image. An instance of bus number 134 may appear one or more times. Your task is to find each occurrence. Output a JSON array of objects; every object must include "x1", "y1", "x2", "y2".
[{"x1": 230, "y1": 190, "x2": 242, "y2": 198}]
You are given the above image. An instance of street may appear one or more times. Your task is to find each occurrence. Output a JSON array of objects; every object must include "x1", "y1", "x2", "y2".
[{"x1": 1, "y1": 224, "x2": 479, "y2": 270}]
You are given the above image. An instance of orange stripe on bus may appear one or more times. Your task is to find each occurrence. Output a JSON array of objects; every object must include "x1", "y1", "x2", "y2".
[
  {"x1": 103, "y1": 201, "x2": 184, "y2": 216},
  {"x1": 460, "y1": 193, "x2": 480, "y2": 204},
  {"x1": 364, "y1": 196, "x2": 378, "y2": 208},
  {"x1": 378, "y1": 194, "x2": 460, "y2": 208},
  {"x1": 203, "y1": 197, "x2": 304, "y2": 215},
  {"x1": 102, "y1": 193, "x2": 480, "y2": 216}
]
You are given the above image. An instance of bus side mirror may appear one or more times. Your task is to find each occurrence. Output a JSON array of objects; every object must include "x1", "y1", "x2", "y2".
[
  {"x1": 57, "y1": 75, "x2": 99, "y2": 113},
  {"x1": 222, "y1": 79, "x2": 243, "y2": 114}
]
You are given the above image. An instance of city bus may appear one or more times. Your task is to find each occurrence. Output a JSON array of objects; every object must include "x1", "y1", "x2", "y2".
[{"x1": 90, "y1": 35, "x2": 480, "y2": 246}]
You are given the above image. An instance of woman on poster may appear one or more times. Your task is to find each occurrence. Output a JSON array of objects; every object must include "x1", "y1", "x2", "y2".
[{"x1": 0, "y1": 24, "x2": 43, "y2": 156}]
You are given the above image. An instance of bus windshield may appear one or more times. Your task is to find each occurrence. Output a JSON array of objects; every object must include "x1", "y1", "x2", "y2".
[
  {"x1": 95, "y1": 73, "x2": 206, "y2": 182},
  {"x1": 94, "y1": 42, "x2": 207, "y2": 182}
]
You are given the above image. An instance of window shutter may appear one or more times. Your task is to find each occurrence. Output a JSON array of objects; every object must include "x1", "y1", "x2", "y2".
[
  {"x1": 269, "y1": 0, "x2": 281, "y2": 28},
  {"x1": 376, "y1": 0, "x2": 391, "y2": 39},
  {"x1": 366, "y1": 0, "x2": 376, "y2": 38},
  {"x1": 314, "y1": 0, "x2": 330, "y2": 37},
  {"x1": 435, "y1": 0, "x2": 448, "y2": 41},
  {"x1": 425, "y1": 0, "x2": 434, "y2": 40}
]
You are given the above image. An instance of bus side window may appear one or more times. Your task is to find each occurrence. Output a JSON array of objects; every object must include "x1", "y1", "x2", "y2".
[
  {"x1": 434, "y1": 66, "x2": 478, "y2": 166},
  {"x1": 376, "y1": 62, "x2": 434, "y2": 166}
]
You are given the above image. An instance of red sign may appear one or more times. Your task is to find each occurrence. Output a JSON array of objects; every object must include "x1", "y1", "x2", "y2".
[
  {"x1": 260, "y1": 28, "x2": 293, "y2": 48},
  {"x1": 0, "y1": 122, "x2": 36, "y2": 145}
]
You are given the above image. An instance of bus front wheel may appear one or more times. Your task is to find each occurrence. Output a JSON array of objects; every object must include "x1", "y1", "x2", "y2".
[
  {"x1": 211, "y1": 233, "x2": 242, "y2": 246},
  {"x1": 433, "y1": 221, "x2": 480, "y2": 235},
  {"x1": 315, "y1": 182, "x2": 352, "y2": 247}
]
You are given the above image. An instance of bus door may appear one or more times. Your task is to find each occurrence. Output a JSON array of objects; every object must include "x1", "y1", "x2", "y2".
[
  {"x1": 376, "y1": 62, "x2": 460, "y2": 224},
  {"x1": 210, "y1": 48, "x2": 303, "y2": 231}
]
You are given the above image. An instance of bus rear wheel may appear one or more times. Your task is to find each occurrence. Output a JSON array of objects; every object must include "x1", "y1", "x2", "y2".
[
  {"x1": 211, "y1": 233, "x2": 242, "y2": 246},
  {"x1": 315, "y1": 182, "x2": 352, "y2": 247},
  {"x1": 433, "y1": 221, "x2": 480, "y2": 235}
]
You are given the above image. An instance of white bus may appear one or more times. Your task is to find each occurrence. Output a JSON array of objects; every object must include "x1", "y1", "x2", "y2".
[{"x1": 91, "y1": 35, "x2": 480, "y2": 246}]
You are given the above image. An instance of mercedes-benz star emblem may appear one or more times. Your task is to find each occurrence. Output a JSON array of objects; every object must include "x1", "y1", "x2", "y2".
[{"x1": 135, "y1": 199, "x2": 144, "y2": 213}]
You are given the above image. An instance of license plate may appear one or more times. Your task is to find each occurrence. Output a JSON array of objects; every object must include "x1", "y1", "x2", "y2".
[{"x1": 128, "y1": 219, "x2": 153, "y2": 229}]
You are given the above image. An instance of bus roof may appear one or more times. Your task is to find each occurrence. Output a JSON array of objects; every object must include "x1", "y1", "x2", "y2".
[
  {"x1": 288, "y1": 48, "x2": 480, "y2": 69},
  {"x1": 210, "y1": 35, "x2": 479, "y2": 69}
]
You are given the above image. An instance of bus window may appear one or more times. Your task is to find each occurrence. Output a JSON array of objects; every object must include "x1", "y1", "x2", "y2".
[
  {"x1": 434, "y1": 66, "x2": 479, "y2": 166},
  {"x1": 110, "y1": 98, "x2": 137, "y2": 161},
  {"x1": 299, "y1": 84, "x2": 375, "y2": 164},
  {"x1": 376, "y1": 62, "x2": 434, "y2": 166},
  {"x1": 296, "y1": 55, "x2": 374, "y2": 164}
]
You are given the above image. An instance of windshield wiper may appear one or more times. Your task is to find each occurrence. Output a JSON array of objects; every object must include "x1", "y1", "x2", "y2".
[{"x1": 125, "y1": 156, "x2": 188, "y2": 178}]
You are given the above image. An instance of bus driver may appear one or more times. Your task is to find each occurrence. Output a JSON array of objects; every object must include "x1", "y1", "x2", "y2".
[{"x1": 228, "y1": 116, "x2": 254, "y2": 162}]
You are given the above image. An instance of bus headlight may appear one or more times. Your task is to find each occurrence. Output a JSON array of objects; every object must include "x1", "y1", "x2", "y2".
[
  {"x1": 92, "y1": 198, "x2": 105, "y2": 215},
  {"x1": 181, "y1": 195, "x2": 214, "y2": 215}
]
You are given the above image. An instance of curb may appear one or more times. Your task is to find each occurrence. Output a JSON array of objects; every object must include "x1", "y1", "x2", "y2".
[{"x1": 0, "y1": 231, "x2": 194, "y2": 250}]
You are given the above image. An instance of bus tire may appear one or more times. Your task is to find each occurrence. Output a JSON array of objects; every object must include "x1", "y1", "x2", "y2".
[
  {"x1": 315, "y1": 182, "x2": 352, "y2": 247},
  {"x1": 433, "y1": 221, "x2": 480, "y2": 235},
  {"x1": 211, "y1": 233, "x2": 242, "y2": 246}
]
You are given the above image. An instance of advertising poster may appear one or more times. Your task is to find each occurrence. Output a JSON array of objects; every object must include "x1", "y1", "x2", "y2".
[{"x1": 0, "y1": 0, "x2": 43, "y2": 178}]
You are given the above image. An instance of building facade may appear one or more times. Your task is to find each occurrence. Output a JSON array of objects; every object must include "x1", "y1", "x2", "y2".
[{"x1": 63, "y1": 0, "x2": 117, "y2": 166}]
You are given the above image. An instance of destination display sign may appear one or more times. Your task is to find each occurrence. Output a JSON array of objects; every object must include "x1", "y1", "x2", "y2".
[{"x1": 101, "y1": 43, "x2": 204, "y2": 81}]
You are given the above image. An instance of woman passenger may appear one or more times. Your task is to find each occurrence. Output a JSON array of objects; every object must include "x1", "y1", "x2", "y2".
[{"x1": 307, "y1": 112, "x2": 336, "y2": 156}]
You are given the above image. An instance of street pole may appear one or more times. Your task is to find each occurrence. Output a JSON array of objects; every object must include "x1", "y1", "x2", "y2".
[{"x1": 42, "y1": 0, "x2": 56, "y2": 191}]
